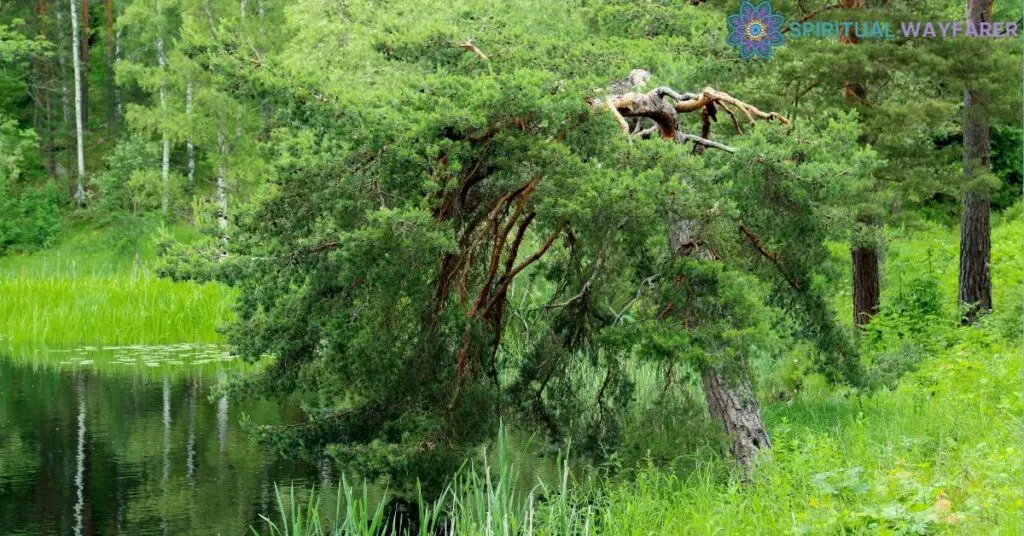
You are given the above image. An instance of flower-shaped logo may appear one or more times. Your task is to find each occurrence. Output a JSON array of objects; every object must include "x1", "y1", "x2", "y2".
[{"x1": 726, "y1": 1, "x2": 785, "y2": 60}]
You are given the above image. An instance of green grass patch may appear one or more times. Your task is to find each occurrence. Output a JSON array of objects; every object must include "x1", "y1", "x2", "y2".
[
  {"x1": 0, "y1": 221, "x2": 235, "y2": 359},
  {"x1": 0, "y1": 274, "x2": 232, "y2": 347}
]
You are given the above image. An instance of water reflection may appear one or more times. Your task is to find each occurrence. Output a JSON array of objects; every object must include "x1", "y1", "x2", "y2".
[
  {"x1": 73, "y1": 374, "x2": 86, "y2": 536},
  {"x1": 0, "y1": 358, "x2": 322, "y2": 535}
]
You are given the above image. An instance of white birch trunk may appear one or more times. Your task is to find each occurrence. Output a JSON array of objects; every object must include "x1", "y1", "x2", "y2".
[
  {"x1": 69, "y1": 0, "x2": 86, "y2": 207},
  {"x1": 186, "y1": 80, "x2": 195, "y2": 188},
  {"x1": 240, "y1": 0, "x2": 246, "y2": 18},
  {"x1": 217, "y1": 131, "x2": 230, "y2": 249},
  {"x1": 157, "y1": 32, "x2": 170, "y2": 216}
]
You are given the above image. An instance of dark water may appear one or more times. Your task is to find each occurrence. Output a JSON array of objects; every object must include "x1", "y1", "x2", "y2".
[{"x1": 0, "y1": 358, "x2": 327, "y2": 535}]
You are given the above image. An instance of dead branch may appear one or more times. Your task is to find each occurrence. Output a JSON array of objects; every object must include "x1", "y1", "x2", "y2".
[
  {"x1": 594, "y1": 80, "x2": 788, "y2": 147},
  {"x1": 673, "y1": 87, "x2": 789, "y2": 126},
  {"x1": 459, "y1": 38, "x2": 488, "y2": 61},
  {"x1": 676, "y1": 133, "x2": 737, "y2": 153},
  {"x1": 718, "y1": 102, "x2": 745, "y2": 135},
  {"x1": 606, "y1": 96, "x2": 631, "y2": 134}
]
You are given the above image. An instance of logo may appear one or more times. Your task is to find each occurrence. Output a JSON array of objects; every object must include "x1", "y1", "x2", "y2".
[{"x1": 726, "y1": 1, "x2": 786, "y2": 60}]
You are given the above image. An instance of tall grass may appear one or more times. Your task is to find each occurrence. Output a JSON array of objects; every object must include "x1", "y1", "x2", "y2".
[
  {"x1": 0, "y1": 222, "x2": 234, "y2": 349},
  {"x1": 255, "y1": 426, "x2": 594, "y2": 536},
  {"x1": 0, "y1": 272, "x2": 233, "y2": 347}
]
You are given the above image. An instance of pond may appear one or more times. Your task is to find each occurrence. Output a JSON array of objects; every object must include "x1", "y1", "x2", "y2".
[
  {"x1": 0, "y1": 346, "x2": 564, "y2": 535},
  {"x1": 0, "y1": 349, "x2": 330, "y2": 535}
]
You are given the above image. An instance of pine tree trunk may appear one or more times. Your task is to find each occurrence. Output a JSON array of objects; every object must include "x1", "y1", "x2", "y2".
[
  {"x1": 104, "y1": 0, "x2": 114, "y2": 125},
  {"x1": 851, "y1": 245, "x2": 880, "y2": 326},
  {"x1": 669, "y1": 220, "x2": 770, "y2": 479},
  {"x1": 80, "y1": 0, "x2": 89, "y2": 128},
  {"x1": 114, "y1": 25, "x2": 121, "y2": 120},
  {"x1": 840, "y1": 0, "x2": 881, "y2": 328},
  {"x1": 35, "y1": 0, "x2": 57, "y2": 179},
  {"x1": 959, "y1": 0, "x2": 994, "y2": 324},
  {"x1": 959, "y1": 188, "x2": 991, "y2": 322},
  {"x1": 702, "y1": 366, "x2": 772, "y2": 477},
  {"x1": 69, "y1": 0, "x2": 87, "y2": 206}
]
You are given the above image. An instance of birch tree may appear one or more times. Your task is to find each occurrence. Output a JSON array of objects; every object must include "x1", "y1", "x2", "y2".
[
  {"x1": 69, "y1": 0, "x2": 86, "y2": 206},
  {"x1": 155, "y1": 1, "x2": 170, "y2": 216}
]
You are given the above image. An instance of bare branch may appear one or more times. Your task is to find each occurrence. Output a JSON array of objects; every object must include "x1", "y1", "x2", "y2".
[
  {"x1": 606, "y1": 96, "x2": 631, "y2": 134},
  {"x1": 459, "y1": 38, "x2": 488, "y2": 61},
  {"x1": 677, "y1": 133, "x2": 736, "y2": 153},
  {"x1": 674, "y1": 87, "x2": 790, "y2": 126}
]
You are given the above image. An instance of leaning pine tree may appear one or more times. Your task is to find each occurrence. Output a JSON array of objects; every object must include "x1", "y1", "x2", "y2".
[{"x1": 166, "y1": 0, "x2": 876, "y2": 486}]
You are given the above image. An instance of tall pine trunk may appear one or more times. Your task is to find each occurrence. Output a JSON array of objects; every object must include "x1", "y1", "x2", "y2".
[
  {"x1": 840, "y1": 0, "x2": 881, "y2": 327},
  {"x1": 35, "y1": 0, "x2": 57, "y2": 179},
  {"x1": 104, "y1": 0, "x2": 115, "y2": 125},
  {"x1": 852, "y1": 245, "x2": 880, "y2": 326},
  {"x1": 959, "y1": 0, "x2": 994, "y2": 323},
  {"x1": 69, "y1": 0, "x2": 87, "y2": 206},
  {"x1": 80, "y1": 0, "x2": 89, "y2": 128}
]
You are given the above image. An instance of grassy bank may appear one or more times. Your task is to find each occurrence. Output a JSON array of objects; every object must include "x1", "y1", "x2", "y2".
[{"x1": 0, "y1": 222, "x2": 234, "y2": 357}]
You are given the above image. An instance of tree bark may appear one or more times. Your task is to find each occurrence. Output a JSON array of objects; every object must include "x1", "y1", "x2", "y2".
[
  {"x1": 35, "y1": 0, "x2": 57, "y2": 179},
  {"x1": 69, "y1": 0, "x2": 87, "y2": 206},
  {"x1": 959, "y1": 0, "x2": 994, "y2": 324},
  {"x1": 80, "y1": 0, "x2": 89, "y2": 128},
  {"x1": 104, "y1": 0, "x2": 114, "y2": 124},
  {"x1": 156, "y1": 5, "x2": 170, "y2": 216},
  {"x1": 851, "y1": 245, "x2": 879, "y2": 326},
  {"x1": 702, "y1": 366, "x2": 772, "y2": 477},
  {"x1": 217, "y1": 131, "x2": 230, "y2": 249},
  {"x1": 669, "y1": 220, "x2": 771, "y2": 479},
  {"x1": 114, "y1": 25, "x2": 121, "y2": 120}
]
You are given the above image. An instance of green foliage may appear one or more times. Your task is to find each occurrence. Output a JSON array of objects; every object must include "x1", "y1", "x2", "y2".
[{"x1": 0, "y1": 115, "x2": 59, "y2": 253}]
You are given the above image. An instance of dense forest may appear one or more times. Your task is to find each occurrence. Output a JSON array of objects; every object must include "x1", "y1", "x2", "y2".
[{"x1": 0, "y1": 0, "x2": 1022, "y2": 534}]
